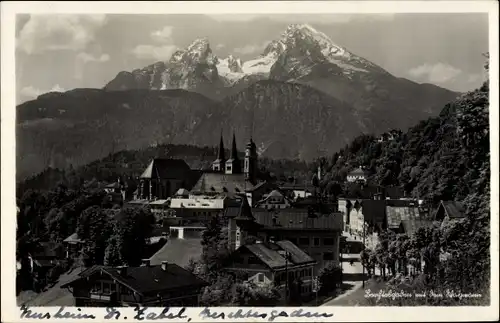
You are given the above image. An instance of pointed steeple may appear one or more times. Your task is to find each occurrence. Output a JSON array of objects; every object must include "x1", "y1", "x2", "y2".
[
  {"x1": 231, "y1": 131, "x2": 239, "y2": 160},
  {"x1": 217, "y1": 130, "x2": 225, "y2": 161}
]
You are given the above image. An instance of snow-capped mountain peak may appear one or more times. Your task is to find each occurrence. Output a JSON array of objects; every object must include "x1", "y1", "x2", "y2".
[
  {"x1": 281, "y1": 23, "x2": 349, "y2": 58},
  {"x1": 106, "y1": 23, "x2": 387, "y2": 94}
]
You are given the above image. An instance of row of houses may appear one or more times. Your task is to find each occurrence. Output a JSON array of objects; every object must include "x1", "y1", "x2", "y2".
[
  {"x1": 45, "y1": 134, "x2": 344, "y2": 306},
  {"x1": 339, "y1": 190, "x2": 466, "y2": 250}
]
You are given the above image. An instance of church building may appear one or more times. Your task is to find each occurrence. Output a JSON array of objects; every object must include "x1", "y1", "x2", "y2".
[{"x1": 191, "y1": 132, "x2": 275, "y2": 207}]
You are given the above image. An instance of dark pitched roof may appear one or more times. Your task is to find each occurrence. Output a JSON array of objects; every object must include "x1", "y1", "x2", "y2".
[
  {"x1": 223, "y1": 195, "x2": 255, "y2": 221},
  {"x1": 61, "y1": 264, "x2": 208, "y2": 295},
  {"x1": 140, "y1": 159, "x2": 191, "y2": 179},
  {"x1": 386, "y1": 205, "x2": 420, "y2": 229},
  {"x1": 275, "y1": 240, "x2": 315, "y2": 265},
  {"x1": 252, "y1": 208, "x2": 342, "y2": 231},
  {"x1": 191, "y1": 173, "x2": 254, "y2": 194},
  {"x1": 149, "y1": 238, "x2": 203, "y2": 268},
  {"x1": 360, "y1": 200, "x2": 387, "y2": 223},
  {"x1": 440, "y1": 201, "x2": 466, "y2": 219},
  {"x1": 242, "y1": 241, "x2": 315, "y2": 270}
]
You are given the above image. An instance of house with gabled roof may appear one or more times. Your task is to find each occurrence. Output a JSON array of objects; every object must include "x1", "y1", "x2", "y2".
[
  {"x1": 224, "y1": 196, "x2": 343, "y2": 274},
  {"x1": 224, "y1": 240, "x2": 316, "y2": 300},
  {"x1": 60, "y1": 261, "x2": 208, "y2": 307},
  {"x1": 434, "y1": 201, "x2": 466, "y2": 222},
  {"x1": 136, "y1": 158, "x2": 195, "y2": 200}
]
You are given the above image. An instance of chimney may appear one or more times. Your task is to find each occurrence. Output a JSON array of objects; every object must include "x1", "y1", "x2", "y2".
[
  {"x1": 141, "y1": 259, "x2": 151, "y2": 267},
  {"x1": 161, "y1": 261, "x2": 168, "y2": 271},
  {"x1": 117, "y1": 266, "x2": 127, "y2": 275}
]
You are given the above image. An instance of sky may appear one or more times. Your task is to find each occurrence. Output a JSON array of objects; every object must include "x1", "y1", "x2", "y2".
[{"x1": 15, "y1": 13, "x2": 489, "y2": 104}]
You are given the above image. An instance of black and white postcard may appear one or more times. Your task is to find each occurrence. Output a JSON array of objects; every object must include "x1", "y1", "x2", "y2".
[{"x1": 1, "y1": 1, "x2": 499, "y2": 322}]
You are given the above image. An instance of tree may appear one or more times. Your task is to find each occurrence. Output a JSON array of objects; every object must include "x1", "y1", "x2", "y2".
[
  {"x1": 230, "y1": 281, "x2": 281, "y2": 306},
  {"x1": 112, "y1": 206, "x2": 156, "y2": 266},
  {"x1": 77, "y1": 205, "x2": 113, "y2": 265},
  {"x1": 104, "y1": 235, "x2": 124, "y2": 266},
  {"x1": 200, "y1": 215, "x2": 230, "y2": 278},
  {"x1": 200, "y1": 273, "x2": 234, "y2": 306},
  {"x1": 360, "y1": 248, "x2": 374, "y2": 276},
  {"x1": 317, "y1": 263, "x2": 342, "y2": 296}
]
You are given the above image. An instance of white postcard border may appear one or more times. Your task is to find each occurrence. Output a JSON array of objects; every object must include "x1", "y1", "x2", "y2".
[{"x1": 2, "y1": 1, "x2": 499, "y2": 322}]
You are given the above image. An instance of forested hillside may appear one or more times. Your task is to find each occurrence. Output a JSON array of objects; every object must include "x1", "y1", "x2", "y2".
[
  {"x1": 312, "y1": 76, "x2": 489, "y2": 207},
  {"x1": 320, "y1": 57, "x2": 490, "y2": 305},
  {"x1": 17, "y1": 143, "x2": 311, "y2": 196}
]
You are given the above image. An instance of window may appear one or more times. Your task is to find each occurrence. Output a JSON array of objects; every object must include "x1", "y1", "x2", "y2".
[
  {"x1": 258, "y1": 273, "x2": 265, "y2": 282},
  {"x1": 299, "y1": 237, "x2": 310, "y2": 245},
  {"x1": 314, "y1": 238, "x2": 320, "y2": 246},
  {"x1": 323, "y1": 238, "x2": 335, "y2": 246},
  {"x1": 323, "y1": 252, "x2": 334, "y2": 261}
]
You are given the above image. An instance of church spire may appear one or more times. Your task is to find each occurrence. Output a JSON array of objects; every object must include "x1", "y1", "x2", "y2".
[
  {"x1": 217, "y1": 129, "x2": 225, "y2": 161},
  {"x1": 231, "y1": 131, "x2": 239, "y2": 160}
]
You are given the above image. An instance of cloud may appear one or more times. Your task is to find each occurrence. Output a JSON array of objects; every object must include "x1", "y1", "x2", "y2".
[
  {"x1": 20, "y1": 84, "x2": 65, "y2": 100},
  {"x1": 408, "y1": 63, "x2": 462, "y2": 84},
  {"x1": 233, "y1": 42, "x2": 269, "y2": 55},
  {"x1": 208, "y1": 14, "x2": 394, "y2": 24},
  {"x1": 216, "y1": 44, "x2": 226, "y2": 50},
  {"x1": 76, "y1": 52, "x2": 110, "y2": 63},
  {"x1": 74, "y1": 52, "x2": 110, "y2": 80},
  {"x1": 151, "y1": 26, "x2": 174, "y2": 42},
  {"x1": 467, "y1": 73, "x2": 483, "y2": 83},
  {"x1": 130, "y1": 25, "x2": 177, "y2": 61},
  {"x1": 17, "y1": 14, "x2": 107, "y2": 54},
  {"x1": 131, "y1": 44, "x2": 178, "y2": 61}
]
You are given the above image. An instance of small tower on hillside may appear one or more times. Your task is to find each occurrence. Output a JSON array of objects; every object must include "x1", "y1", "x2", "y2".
[
  {"x1": 225, "y1": 132, "x2": 241, "y2": 174},
  {"x1": 212, "y1": 131, "x2": 226, "y2": 172},
  {"x1": 244, "y1": 137, "x2": 258, "y2": 183}
]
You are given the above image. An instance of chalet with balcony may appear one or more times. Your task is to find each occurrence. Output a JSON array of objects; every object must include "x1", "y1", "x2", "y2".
[{"x1": 60, "y1": 261, "x2": 208, "y2": 307}]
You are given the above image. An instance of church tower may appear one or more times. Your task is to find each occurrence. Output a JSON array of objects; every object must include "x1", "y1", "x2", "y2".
[
  {"x1": 225, "y1": 132, "x2": 241, "y2": 174},
  {"x1": 212, "y1": 131, "x2": 225, "y2": 172},
  {"x1": 244, "y1": 138, "x2": 258, "y2": 183}
]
